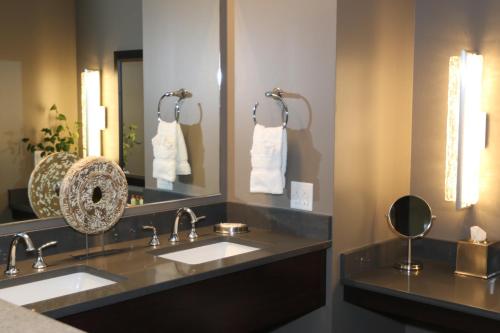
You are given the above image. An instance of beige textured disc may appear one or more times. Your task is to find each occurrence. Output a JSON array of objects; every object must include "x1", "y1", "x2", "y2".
[
  {"x1": 59, "y1": 157, "x2": 128, "y2": 234},
  {"x1": 28, "y1": 152, "x2": 78, "y2": 218}
]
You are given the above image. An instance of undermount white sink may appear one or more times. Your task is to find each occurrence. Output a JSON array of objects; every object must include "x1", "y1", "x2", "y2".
[
  {"x1": 158, "y1": 241, "x2": 260, "y2": 265},
  {"x1": 0, "y1": 271, "x2": 117, "y2": 306}
]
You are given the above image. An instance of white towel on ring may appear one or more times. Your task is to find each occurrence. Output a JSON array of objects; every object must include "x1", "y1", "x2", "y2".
[
  {"x1": 152, "y1": 120, "x2": 191, "y2": 186},
  {"x1": 250, "y1": 124, "x2": 287, "y2": 194}
]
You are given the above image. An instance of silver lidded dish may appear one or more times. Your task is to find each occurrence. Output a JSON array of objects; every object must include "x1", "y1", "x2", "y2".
[{"x1": 214, "y1": 222, "x2": 249, "y2": 235}]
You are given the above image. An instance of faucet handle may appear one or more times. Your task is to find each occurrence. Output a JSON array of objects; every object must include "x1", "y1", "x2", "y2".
[
  {"x1": 32, "y1": 241, "x2": 58, "y2": 270},
  {"x1": 142, "y1": 225, "x2": 160, "y2": 247},
  {"x1": 188, "y1": 216, "x2": 206, "y2": 241},
  {"x1": 195, "y1": 216, "x2": 206, "y2": 224}
]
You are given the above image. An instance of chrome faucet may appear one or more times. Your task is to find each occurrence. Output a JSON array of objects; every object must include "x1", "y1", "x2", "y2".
[
  {"x1": 169, "y1": 207, "x2": 205, "y2": 243},
  {"x1": 5, "y1": 233, "x2": 35, "y2": 276}
]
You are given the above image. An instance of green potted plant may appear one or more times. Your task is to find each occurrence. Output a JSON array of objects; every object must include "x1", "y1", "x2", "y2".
[
  {"x1": 122, "y1": 124, "x2": 141, "y2": 172},
  {"x1": 22, "y1": 104, "x2": 81, "y2": 164}
]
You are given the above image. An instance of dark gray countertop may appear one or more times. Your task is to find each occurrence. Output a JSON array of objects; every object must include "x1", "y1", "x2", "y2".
[
  {"x1": 0, "y1": 226, "x2": 330, "y2": 319},
  {"x1": 343, "y1": 254, "x2": 500, "y2": 321}
]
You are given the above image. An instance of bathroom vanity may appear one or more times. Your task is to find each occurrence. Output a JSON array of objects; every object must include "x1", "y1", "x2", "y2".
[
  {"x1": 341, "y1": 239, "x2": 500, "y2": 332},
  {"x1": 0, "y1": 203, "x2": 331, "y2": 332}
]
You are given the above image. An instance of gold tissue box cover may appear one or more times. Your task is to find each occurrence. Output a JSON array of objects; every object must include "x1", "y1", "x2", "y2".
[{"x1": 455, "y1": 240, "x2": 500, "y2": 279}]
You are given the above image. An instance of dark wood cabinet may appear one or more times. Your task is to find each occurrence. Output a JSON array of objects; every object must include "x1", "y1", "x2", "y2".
[{"x1": 61, "y1": 250, "x2": 327, "y2": 333}]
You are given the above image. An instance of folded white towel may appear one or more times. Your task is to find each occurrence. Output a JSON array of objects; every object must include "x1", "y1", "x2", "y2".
[
  {"x1": 152, "y1": 120, "x2": 176, "y2": 159},
  {"x1": 250, "y1": 124, "x2": 287, "y2": 194},
  {"x1": 174, "y1": 124, "x2": 191, "y2": 175},
  {"x1": 157, "y1": 178, "x2": 173, "y2": 190},
  {"x1": 152, "y1": 120, "x2": 191, "y2": 186},
  {"x1": 152, "y1": 158, "x2": 176, "y2": 181}
]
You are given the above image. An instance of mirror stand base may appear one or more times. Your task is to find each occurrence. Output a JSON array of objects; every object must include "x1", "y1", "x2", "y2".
[
  {"x1": 394, "y1": 260, "x2": 423, "y2": 272},
  {"x1": 394, "y1": 237, "x2": 423, "y2": 272}
]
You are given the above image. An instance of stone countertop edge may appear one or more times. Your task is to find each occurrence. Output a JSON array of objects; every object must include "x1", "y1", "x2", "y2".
[
  {"x1": 0, "y1": 299, "x2": 83, "y2": 333},
  {"x1": 0, "y1": 226, "x2": 331, "y2": 321},
  {"x1": 341, "y1": 239, "x2": 500, "y2": 322},
  {"x1": 342, "y1": 275, "x2": 500, "y2": 321}
]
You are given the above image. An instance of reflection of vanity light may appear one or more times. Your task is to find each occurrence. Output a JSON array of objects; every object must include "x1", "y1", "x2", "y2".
[
  {"x1": 445, "y1": 50, "x2": 486, "y2": 209},
  {"x1": 217, "y1": 54, "x2": 222, "y2": 88},
  {"x1": 81, "y1": 69, "x2": 106, "y2": 156}
]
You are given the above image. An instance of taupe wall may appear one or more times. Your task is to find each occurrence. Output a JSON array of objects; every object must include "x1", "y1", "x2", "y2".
[
  {"x1": 411, "y1": 0, "x2": 500, "y2": 242},
  {"x1": 228, "y1": 0, "x2": 335, "y2": 331},
  {"x1": 76, "y1": 0, "x2": 143, "y2": 162},
  {"x1": 229, "y1": 0, "x2": 336, "y2": 215},
  {"x1": 334, "y1": 0, "x2": 415, "y2": 332},
  {"x1": 143, "y1": 0, "x2": 220, "y2": 197},
  {"x1": 0, "y1": 0, "x2": 78, "y2": 220}
]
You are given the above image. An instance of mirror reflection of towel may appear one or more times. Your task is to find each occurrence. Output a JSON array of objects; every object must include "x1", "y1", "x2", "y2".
[
  {"x1": 250, "y1": 124, "x2": 287, "y2": 194},
  {"x1": 152, "y1": 120, "x2": 191, "y2": 187}
]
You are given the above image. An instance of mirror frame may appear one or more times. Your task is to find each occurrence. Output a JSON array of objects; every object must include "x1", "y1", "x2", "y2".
[
  {"x1": 386, "y1": 195, "x2": 434, "y2": 239},
  {"x1": 0, "y1": 0, "x2": 228, "y2": 236},
  {"x1": 115, "y1": 49, "x2": 144, "y2": 175}
]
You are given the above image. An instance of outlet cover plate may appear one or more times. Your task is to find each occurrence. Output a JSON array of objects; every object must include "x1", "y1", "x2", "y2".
[{"x1": 291, "y1": 181, "x2": 313, "y2": 211}]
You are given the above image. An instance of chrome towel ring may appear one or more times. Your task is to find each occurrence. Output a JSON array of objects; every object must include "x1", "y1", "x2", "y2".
[
  {"x1": 157, "y1": 88, "x2": 193, "y2": 122},
  {"x1": 253, "y1": 88, "x2": 289, "y2": 128}
]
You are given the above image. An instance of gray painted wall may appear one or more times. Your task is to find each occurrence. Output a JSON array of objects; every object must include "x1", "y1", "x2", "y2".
[
  {"x1": 143, "y1": 0, "x2": 221, "y2": 197},
  {"x1": 411, "y1": 0, "x2": 500, "y2": 243},
  {"x1": 76, "y1": 0, "x2": 143, "y2": 162},
  {"x1": 228, "y1": 0, "x2": 335, "y2": 331},
  {"x1": 229, "y1": 0, "x2": 336, "y2": 215},
  {"x1": 334, "y1": 0, "x2": 415, "y2": 332}
]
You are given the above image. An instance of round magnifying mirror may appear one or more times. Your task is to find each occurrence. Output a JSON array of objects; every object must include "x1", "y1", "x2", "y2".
[{"x1": 386, "y1": 195, "x2": 435, "y2": 271}]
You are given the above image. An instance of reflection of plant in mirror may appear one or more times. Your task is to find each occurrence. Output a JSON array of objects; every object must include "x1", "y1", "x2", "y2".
[
  {"x1": 22, "y1": 104, "x2": 81, "y2": 157},
  {"x1": 123, "y1": 124, "x2": 141, "y2": 168}
]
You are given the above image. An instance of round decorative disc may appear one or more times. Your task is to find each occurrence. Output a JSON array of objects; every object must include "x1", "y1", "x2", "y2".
[
  {"x1": 59, "y1": 157, "x2": 128, "y2": 234},
  {"x1": 28, "y1": 152, "x2": 78, "y2": 218}
]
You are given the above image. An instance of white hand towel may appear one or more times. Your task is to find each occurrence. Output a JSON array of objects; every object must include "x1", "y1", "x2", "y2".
[
  {"x1": 152, "y1": 120, "x2": 191, "y2": 185},
  {"x1": 175, "y1": 124, "x2": 191, "y2": 175},
  {"x1": 250, "y1": 124, "x2": 287, "y2": 194},
  {"x1": 152, "y1": 121, "x2": 177, "y2": 182}
]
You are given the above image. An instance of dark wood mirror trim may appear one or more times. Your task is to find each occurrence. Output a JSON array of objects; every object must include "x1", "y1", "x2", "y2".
[{"x1": 114, "y1": 49, "x2": 143, "y2": 173}]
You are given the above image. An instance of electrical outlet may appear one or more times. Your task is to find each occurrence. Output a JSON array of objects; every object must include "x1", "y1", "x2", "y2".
[{"x1": 290, "y1": 181, "x2": 313, "y2": 211}]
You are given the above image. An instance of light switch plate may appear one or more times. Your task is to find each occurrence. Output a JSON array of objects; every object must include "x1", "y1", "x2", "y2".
[{"x1": 290, "y1": 181, "x2": 313, "y2": 211}]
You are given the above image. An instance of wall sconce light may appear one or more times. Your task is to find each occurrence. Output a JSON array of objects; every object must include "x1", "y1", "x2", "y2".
[
  {"x1": 445, "y1": 50, "x2": 486, "y2": 209},
  {"x1": 81, "y1": 69, "x2": 106, "y2": 157}
]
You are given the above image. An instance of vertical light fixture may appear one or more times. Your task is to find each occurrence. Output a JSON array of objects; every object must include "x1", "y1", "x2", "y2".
[
  {"x1": 81, "y1": 69, "x2": 106, "y2": 157},
  {"x1": 445, "y1": 50, "x2": 486, "y2": 209}
]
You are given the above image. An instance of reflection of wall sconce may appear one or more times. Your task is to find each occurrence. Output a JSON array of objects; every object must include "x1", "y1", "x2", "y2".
[
  {"x1": 445, "y1": 50, "x2": 486, "y2": 209},
  {"x1": 81, "y1": 69, "x2": 106, "y2": 157}
]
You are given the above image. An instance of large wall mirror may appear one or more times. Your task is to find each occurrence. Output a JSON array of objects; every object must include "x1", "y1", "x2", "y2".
[{"x1": 0, "y1": 0, "x2": 224, "y2": 227}]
